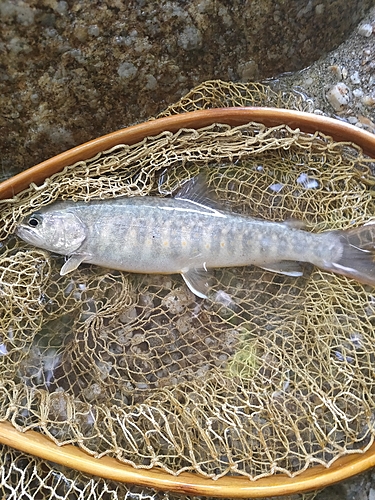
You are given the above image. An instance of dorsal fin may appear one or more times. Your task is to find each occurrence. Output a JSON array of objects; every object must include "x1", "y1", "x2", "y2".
[{"x1": 174, "y1": 174, "x2": 222, "y2": 212}]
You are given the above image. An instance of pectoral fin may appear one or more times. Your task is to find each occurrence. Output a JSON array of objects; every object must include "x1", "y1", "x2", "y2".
[
  {"x1": 60, "y1": 254, "x2": 90, "y2": 275},
  {"x1": 260, "y1": 260, "x2": 303, "y2": 277},
  {"x1": 181, "y1": 267, "x2": 210, "y2": 299}
]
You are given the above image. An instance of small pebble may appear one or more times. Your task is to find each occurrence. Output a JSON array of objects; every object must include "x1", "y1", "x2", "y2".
[
  {"x1": 178, "y1": 25, "x2": 202, "y2": 50},
  {"x1": 353, "y1": 88, "x2": 364, "y2": 98},
  {"x1": 347, "y1": 116, "x2": 358, "y2": 124},
  {"x1": 144, "y1": 74, "x2": 157, "y2": 90},
  {"x1": 362, "y1": 95, "x2": 375, "y2": 106},
  {"x1": 268, "y1": 182, "x2": 284, "y2": 193},
  {"x1": 239, "y1": 60, "x2": 259, "y2": 81},
  {"x1": 328, "y1": 65, "x2": 342, "y2": 79},
  {"x1": 358, "y1": 24, "x2": 373, "y2": 37},
  {"x1": 119, "y1": 305, "x2": 138, "y2": 324},
  {"x1": 296, "y1": 172, "x2": 319, "y2": 189},
  {"x1": 176, "y1": 314, "x2": 192, "y2": 334},
  {"x1": 88, "y1": 25, "x2": 100, "y2": 37},
  {"x1": 326, "y1": 82, "x2": 351, "y2": 111},
  {"x1": 117, "y1": 61, "x2": 138, "y2": 80},
  {"x1": 303, "y1": 76, "x2": 313, "y2": 87},
  {"x1": 161, "y1": 287, "x2": 194, "y2": 314},
  {"x1": 56, "y1": 1, "x2": 69, "y2": 14},
  {"x1": 350, "y1": 71, "x2": 361, "y2": 84},
  {"x1": 358, "y1": 114, "x2": 375, "y2": 128},
  {"x1": 83, "y1": 383, "x2": 102, "y2": 401}
]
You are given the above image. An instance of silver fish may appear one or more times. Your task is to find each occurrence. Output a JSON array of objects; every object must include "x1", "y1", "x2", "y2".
[{"x1": 15, "y1": 177, "x2": 375, "y2": 298}]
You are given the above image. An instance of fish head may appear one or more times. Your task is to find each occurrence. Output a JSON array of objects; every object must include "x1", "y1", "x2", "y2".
[{"x1": 16, "y1": 209, "x2": 87, "y2": 255}]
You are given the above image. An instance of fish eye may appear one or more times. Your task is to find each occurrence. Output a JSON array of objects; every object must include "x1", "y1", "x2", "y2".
[{"x1": 28, "y1": 216, "x2": 41, "y2": 227}]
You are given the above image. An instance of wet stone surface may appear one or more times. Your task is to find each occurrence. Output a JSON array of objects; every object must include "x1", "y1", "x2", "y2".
[
  {"x1": 276, "y1": 6, "x2": 375, "y2": 136},
  {"x1": 0, "y1": 0, "x2": 373, "y2": 177}
]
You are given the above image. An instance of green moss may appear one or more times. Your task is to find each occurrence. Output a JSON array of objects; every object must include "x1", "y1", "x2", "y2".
[{"x1": 226, "y1": 339, "x2": 258, "y2": 381}]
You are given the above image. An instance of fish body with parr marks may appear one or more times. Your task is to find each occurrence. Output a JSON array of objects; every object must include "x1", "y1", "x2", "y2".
[{"x1": 15, "y1": 178, "x2": 375, "y2": 298}]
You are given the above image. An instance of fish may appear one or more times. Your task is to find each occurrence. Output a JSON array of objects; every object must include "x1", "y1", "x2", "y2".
[{"x1": 15, "y1": 176, "x2": 375, "y2": 299}]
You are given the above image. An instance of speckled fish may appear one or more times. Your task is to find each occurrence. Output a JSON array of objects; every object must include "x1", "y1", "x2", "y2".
[{"x1": 16, "y1": 177, "x2": 375, "y2": 298}]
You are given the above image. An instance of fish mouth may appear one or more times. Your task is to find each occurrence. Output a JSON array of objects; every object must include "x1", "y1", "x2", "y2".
[{"x1": 15, "y1": 224, "x2": 44, "y2": 246}]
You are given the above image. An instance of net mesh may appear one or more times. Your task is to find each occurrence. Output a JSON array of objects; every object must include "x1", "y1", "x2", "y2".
[
  {"x1": 0, "y1": 444, "x2": 319, "y2": 500},
  {"x1": 1, "y1": 81, "x2": 375, "y2": 497}
]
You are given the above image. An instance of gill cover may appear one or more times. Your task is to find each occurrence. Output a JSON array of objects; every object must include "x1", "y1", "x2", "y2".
[{"x1": 16, "y1": 210, "x2": 87, "y2": 255}]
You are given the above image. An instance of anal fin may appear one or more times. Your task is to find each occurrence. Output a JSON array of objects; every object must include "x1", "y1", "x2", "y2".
[{"x1": 260, "y1": 260, "x2": 303, "y2": 277}]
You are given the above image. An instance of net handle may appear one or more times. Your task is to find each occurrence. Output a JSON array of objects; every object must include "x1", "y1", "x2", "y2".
[{"x1": 1, "y1": 107, "x2": 375, "y2": 200}]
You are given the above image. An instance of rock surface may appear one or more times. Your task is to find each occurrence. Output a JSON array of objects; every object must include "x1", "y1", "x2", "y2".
[{"x1": 0, "y1": 0, "x2": 373, "y2": 176}]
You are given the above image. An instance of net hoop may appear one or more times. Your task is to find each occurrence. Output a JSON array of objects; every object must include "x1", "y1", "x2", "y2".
[{"x1": 2, "y1": 107, "x2": 375, "y2": 498}]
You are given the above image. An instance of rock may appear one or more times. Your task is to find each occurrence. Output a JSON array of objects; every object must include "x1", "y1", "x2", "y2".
[
  {"x1": 326, "y1": 83, "x2": 352, "y2": 111},
  {"x1": 117, "y1": 61, "x2": 138, "y2": 80},
  {"x1": 350, "y1": 71, "x2": 361, "y2": 84},
  {"x1": 362, "y1": 95, "x2": 375, "y2": 106},
  {"x1": 0, "y1": 0, "x2": 373, "y2": 174},
  {"x1": 358, "y1": 23, "x2": 373, "y2": 36}
]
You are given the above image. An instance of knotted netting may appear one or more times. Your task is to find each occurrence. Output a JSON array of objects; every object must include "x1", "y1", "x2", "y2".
[{"x1": 1, "y1": 81, "x2": 375, "y2": 499}]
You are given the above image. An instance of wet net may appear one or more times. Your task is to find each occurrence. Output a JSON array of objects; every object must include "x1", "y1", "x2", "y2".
[{"x1": 1, "y1": 81, "x2": 375, "y2": 498}]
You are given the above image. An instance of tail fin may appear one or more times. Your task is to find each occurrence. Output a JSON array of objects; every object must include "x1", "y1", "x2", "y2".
[{"x1": 324, "y1": 222, "x2": 375, "y2": 286}]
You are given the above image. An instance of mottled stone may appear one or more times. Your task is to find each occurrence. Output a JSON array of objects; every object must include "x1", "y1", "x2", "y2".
[
  {"x1": 359, "y1": 23, "x2": 374, "y2": 36},
  {"x1": 0, "y1": 0, "x2": 372, "y2": 176},
  {"x1": 326, "y1": 82, "x2": 352, "y2": 111}
]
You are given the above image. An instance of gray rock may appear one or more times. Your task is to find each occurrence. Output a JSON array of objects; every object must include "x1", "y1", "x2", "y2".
[{"x1": 0, "y1": 0, "x2": 372, "y2": 174}]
